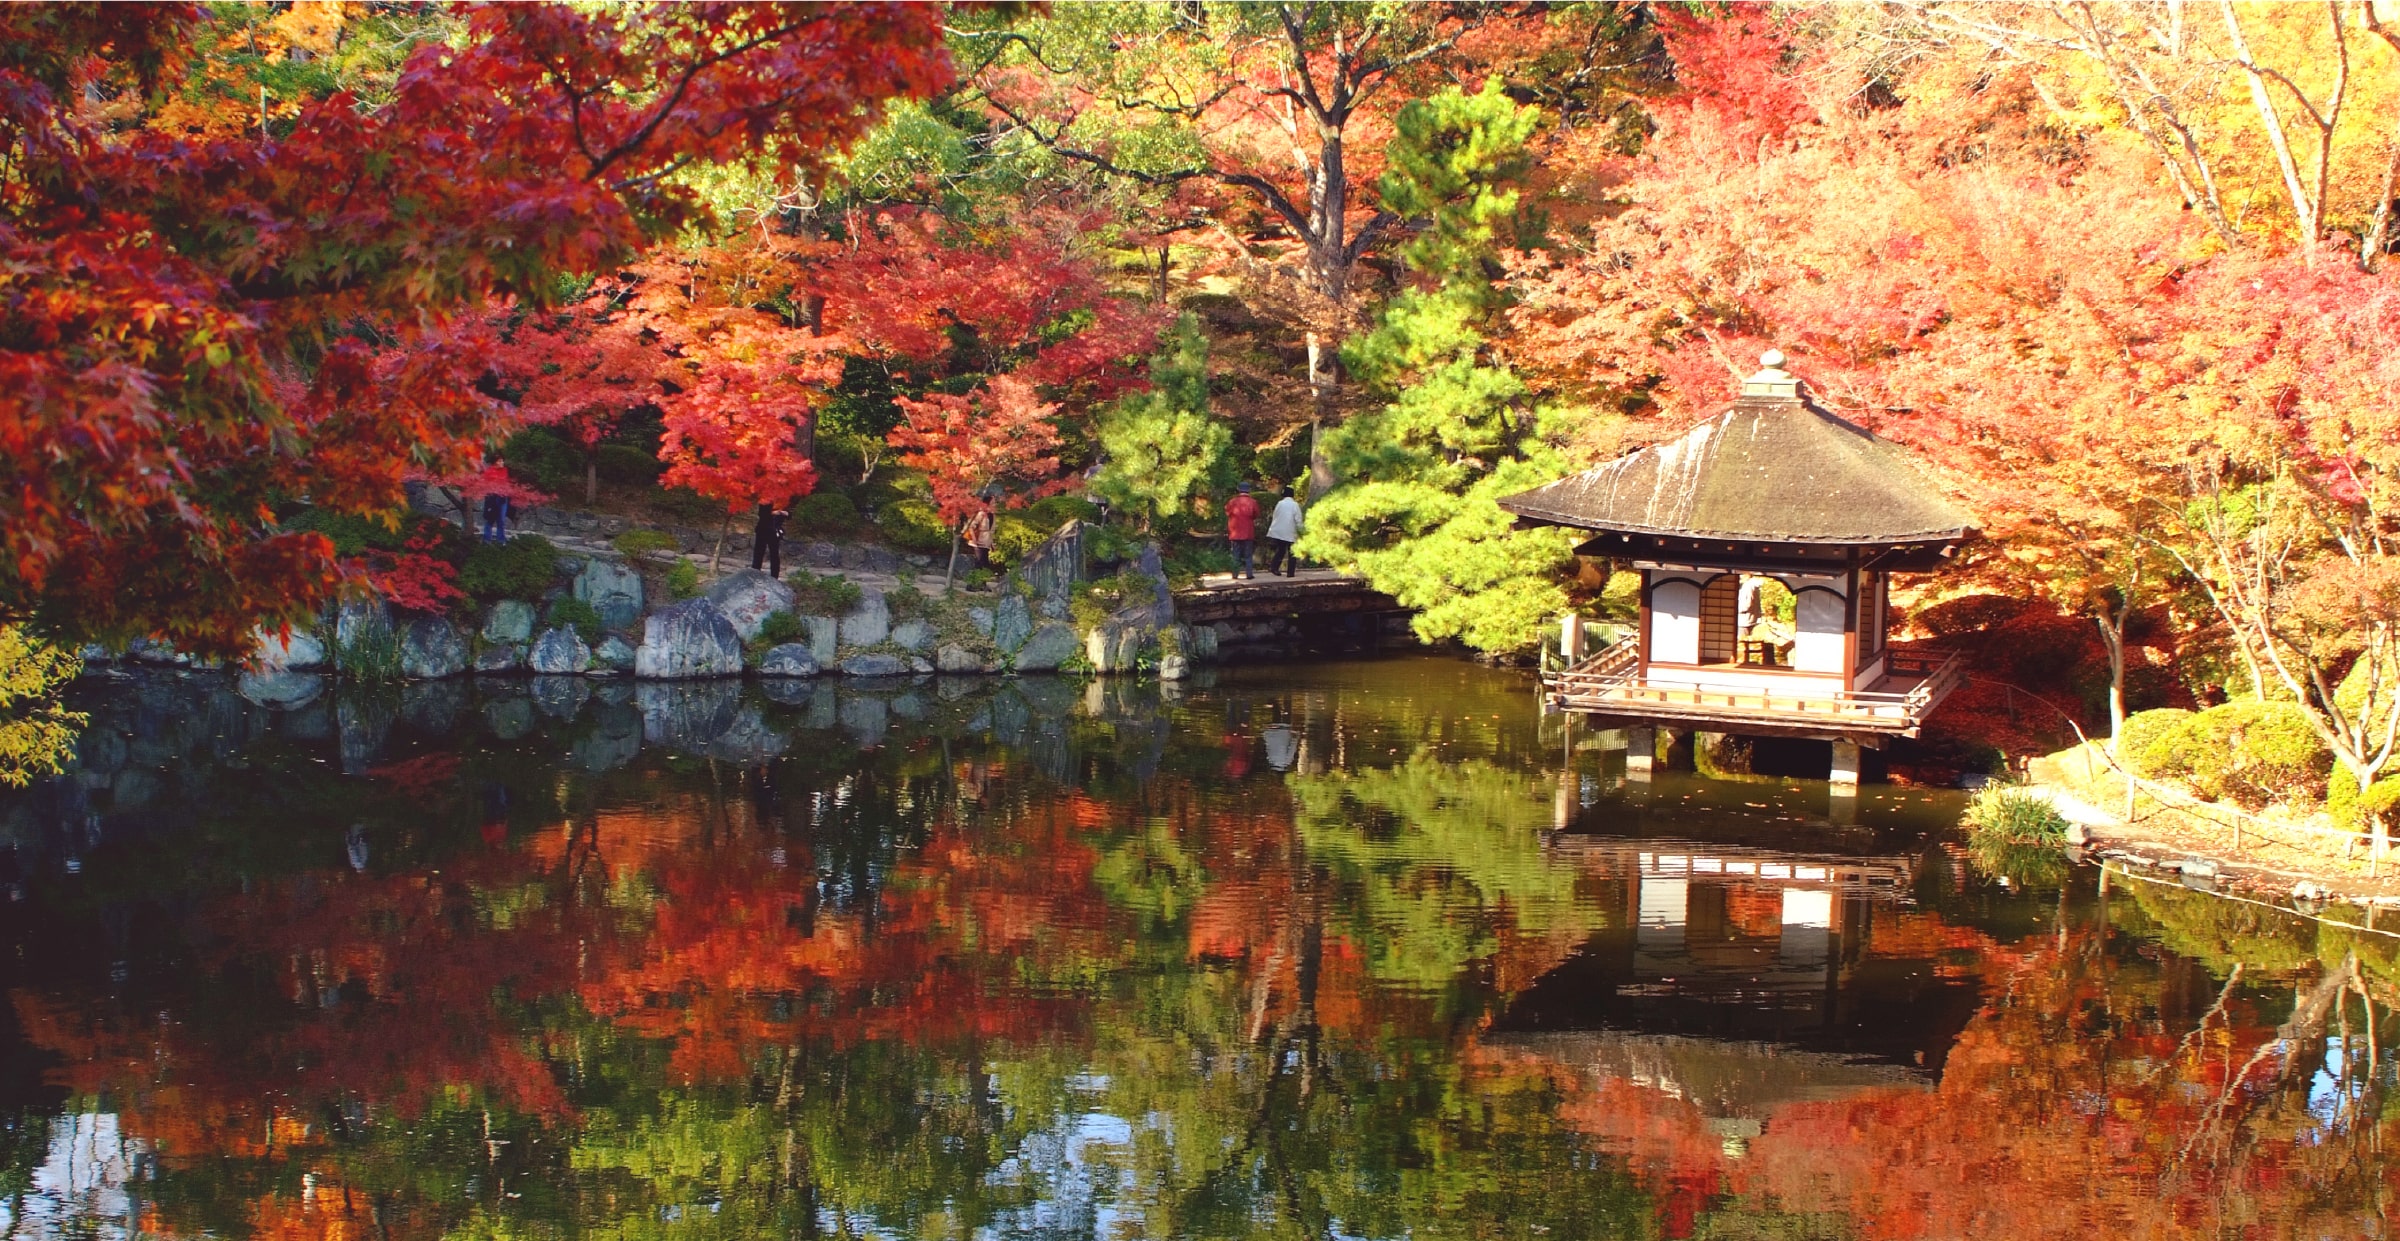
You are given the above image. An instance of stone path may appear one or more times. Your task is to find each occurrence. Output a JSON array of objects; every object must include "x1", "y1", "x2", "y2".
[{"x1": 538, "y1": 530, "x2": 930, "y2": 598}]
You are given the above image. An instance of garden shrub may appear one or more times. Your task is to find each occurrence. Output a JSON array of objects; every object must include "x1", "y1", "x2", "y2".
[
  {"x1": 597, "y1": 443, "x2": 664, "y2": 485},
  {"x1": 790, "y1": 490, "x2": 861, "y2": 533},
  {"x1": 458, "y1": 535, "x2": 560, "y2": 604},
  {"x1": 786, "y1": 571, "x2": 862, "y2": 616},
  {"x1": 2327, "y1": 772, "x2": 2400, "y2": 833},
  {"x1": 284, "y1": 507, "x2": 466, "y2": 560},
  {"x1": 656, "y1": 487, "x2": 721, "y2": 524},
  {"x1": 757, "y1": 609, "x2": 805, "y2": 646},
  {"x1": 2141, "y1": 700, "x2": 2330, "y2": 810},
  {"x1": 666, "y1": 559, "x2": 701, "y2": 600},
  {"x1": 613, "y1": 528, "x2": 679, "y2": 560},
  {"x1": 993, "y1": 512, "x2": 1053, "y2": 564},
  {"x1": 887, "y1": 579, "x2": 928, "y2": 620},
  {"x1": 878, "y1": 498, "x2": 952, "y2": 554},
  {"x1": 1087, "y1": 522, "x2": 1142, "y2": 568},
  {"x1": 545, "y1": 595, "x2": 603, "y2": 645},
  {"x1": 2118, "y1": 708, "x2": 2194, "y2": 775},
  {"x1": 1916, "y1": 593, "x2": 2037, "y2": 638},
  {"x1": 1023, "y1": 494, "x2": 1102, "y2": 528},
  {"x1": 500, "y1": 427, "x2": 580, "y2": 495},
  {"x1": 1069, "y1": 571, "x2": 1156, "y2": 630}
]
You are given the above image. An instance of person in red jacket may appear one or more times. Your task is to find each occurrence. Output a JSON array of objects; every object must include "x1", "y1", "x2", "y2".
[{"x1": 1225, "y1": 481, "x2": 1260, "y2": 579}]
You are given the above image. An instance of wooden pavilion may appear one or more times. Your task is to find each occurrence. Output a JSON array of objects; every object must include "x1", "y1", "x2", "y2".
[{"x1": 1500, "y1": 352, "x2": 1973, "y2": 784}]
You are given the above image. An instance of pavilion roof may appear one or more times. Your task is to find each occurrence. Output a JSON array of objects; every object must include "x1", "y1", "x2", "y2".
[{"x1": 1498, "y1": 358, "x2": 1975, "y2": 547}]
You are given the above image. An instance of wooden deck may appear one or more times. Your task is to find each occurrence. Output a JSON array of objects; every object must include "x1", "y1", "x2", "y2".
[
  {"x1": 1546, "y1": 639, "x2": 1963, "y2": 739},
  {"x1": 1174, "y1": 567, "x2": 1401, "y2": 624}
]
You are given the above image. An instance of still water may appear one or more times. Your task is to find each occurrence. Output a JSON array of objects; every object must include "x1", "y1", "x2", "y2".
[{"x1": 0, "y1": 657, "x2": 2393, "y2": 1239}]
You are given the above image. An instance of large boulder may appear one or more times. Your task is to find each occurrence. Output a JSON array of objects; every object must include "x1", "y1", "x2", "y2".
[
  {"x1": 251, "y1": 626, "x2": 328, "y2": 672},
  {"x1": 528, "y1": 627, "x2": 592, "y2": 674},
  {"x1": 992, "y1": 593, "x2": 1032, "y2": 654},
  {"x1": 398, "y1": 618, "x2": 469, "y2": 678},
  {"x1": 890, "y1": 618, "x2": 933, "y2": 653},
  {"x1": 236, "y1": 670, "x2": 324, "y2": 709},
  {"x1": 574, "y1": 557, "x2": 646, "y2": 631},
  {"x1": 633, "y1": 600, "x2": 742, "y2": 679},
  {"x1": 839, "y1": 590, "x2": 890, "y2": 649},
  {"x1": 637, "y1": 680, "x2": 740, "y2": 749},
  {"x1": 334, "y1": 596, "x2": 391, "y2": 655},
  {"x1": 473, "y1": 643, "x2": 525, "y2": 674},
  {"x1": 530, "y1": 674, "x2": 592, "y2": 721},
  {"x1": 936, "y1": 643, "x2": 984, "y2": 674},
  {"x1": 703, "y1": 568, "x2": 796, "y2": 642},
  {"x1": 482, "y1": 600, "x2": 537, "y2": 645},
  {"x1": 594, "y1": 635, "x2": 637, "y2": 673},
  {"x1": 839, "y1": 653, "x2": 908, "y2": 678},
  {"x1": 757, "y1": 643, "x2": 819, "y2": 678},
  {"x1": 801, "y1": 616, "x2": 839, "y2": 666},
  {"x1": 1013, "y1": 623, "x2": 1081, "y2": 672}
]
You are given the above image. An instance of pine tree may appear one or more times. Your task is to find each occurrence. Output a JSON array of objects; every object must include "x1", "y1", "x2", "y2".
[
  {"x1": 1299, "y1": 80, "x2": 1575, "y2": 655},
  {"x1": 1092, "y1": 314, "x2": 1234, "y2": 535}
]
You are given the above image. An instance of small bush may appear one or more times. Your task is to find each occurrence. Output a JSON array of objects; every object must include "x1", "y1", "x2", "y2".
[
  {"x1": 666, "y1": 559, "x2": 701, "y2": 600},
  {"x1": 1069, "y1": 571, "x2": 1156, "y2": 630},
  {"x1": 458, "y1": 535, "x2": 560, "y2": 603},
  {"x1": 1023, "y1": 494, "x2": 1102, "y2": 528},
  {"x1": 786, "y1": 570, "x2": 862, "y2": 616},
  {"x1": 1963, "y1": 785, "x2": 2070, "y2": 844},
  {"x1": 2119, "y1": 708, "x2": 2195, "y2": 775},
  {"x1": 499, "y1": 427, "x2": 580, "y2": 495},
  {"x1": 757, "y1": 609, "x2": 806, "y2": 646},
  {"x1": 597, "y1": 443, "x2": 664, "y2": 485},
  {"x1": 545, "y1": 595, "x2": 603, "y2": 645},
  {"x1": 993, "y1": 512, "x2": 1053, "y2": 565},
  {"x1": 790, "y1": 490, "x2": 861, "y2": 533},
  {"x1": 962, "y1": 567, "x2": 997, "y2": 591},
  {"x1": 2141, "y1": 700, "x2": 2330, "y2": 810},
  {"x1": 656, "y1": 487, "x2": 721, "y2": 524},
  {"x1": 879, "y1": 498, "x2": 953, "y2": 554},
  {"x1": 887, "y1": 580, "x2": 928, "y2": 620},
  {"x1": 614, "y1": 528, "x2": 680, "y2": 560}
]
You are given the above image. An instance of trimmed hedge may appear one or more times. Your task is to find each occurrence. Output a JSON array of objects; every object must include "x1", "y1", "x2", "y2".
[
  {"x1": 2137, "y1": 700, "x2": 2329, "y2": 810},
  {"x1": 791, "y1": 490, "x2": 861, "y2": 533},
  {"x1": 2118, "y1": 708, "x2": 2194, "y2": 774},
  {"x1": 458, "y1": 535, "x2": 560, "y2": 604}
]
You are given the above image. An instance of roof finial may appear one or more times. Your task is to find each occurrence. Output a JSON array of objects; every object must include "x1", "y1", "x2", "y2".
[{"x1": 1743, "y1": 348, "x2": 1800, "y2": 399}]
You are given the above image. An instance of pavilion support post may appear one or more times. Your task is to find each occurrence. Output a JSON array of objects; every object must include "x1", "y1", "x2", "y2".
[
  {"x1": 1627, "y1": 725, "x2": 1656, "y2": 779},
  {"x1": 1828, "y1": 785, "x2": 1859, "y2": 826},
  {"x1": 1559, "y1": 612, "x2": 1585, "y2": 664},
  {"x1": 1829, "y1": 739, "x2": 1863, "y2": 787}
]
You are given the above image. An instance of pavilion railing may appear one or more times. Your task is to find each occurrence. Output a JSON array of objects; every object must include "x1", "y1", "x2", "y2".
[{"x1": 1545, "y1": 641, "x2": 1964, "y2": 727}]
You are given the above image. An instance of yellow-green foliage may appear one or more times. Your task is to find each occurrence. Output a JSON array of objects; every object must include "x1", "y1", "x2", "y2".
[
  {"x1": 2134, "y1": 700, "x2": 2330, "y2": 809},
  {"x1": 0, "y1": 625, "x2": 85, "y2": 788}
]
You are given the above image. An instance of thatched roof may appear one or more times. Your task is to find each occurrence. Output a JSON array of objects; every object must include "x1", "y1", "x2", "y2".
[{"x1": 1500, "y1": 359, "x2": 1974, "y2": 547}]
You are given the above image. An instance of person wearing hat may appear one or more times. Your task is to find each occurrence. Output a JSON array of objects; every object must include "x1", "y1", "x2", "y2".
[{"x1": 1225, "y1": 481, "x2": 1260, "y2": 580}]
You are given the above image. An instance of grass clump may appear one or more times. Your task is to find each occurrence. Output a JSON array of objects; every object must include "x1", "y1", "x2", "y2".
[
  {"x1": 758, "y1": 610, "x2": 806, "y2": 646},
  {"x1": 545, "y1": 595, "x2": 603, "y2": 646},
  {"x1": 1963, "y1": 784, "x2": 2070, "y2": 844},
  {"x1": 614, "y1": 528, "x2": 679, "y2": 560},
  {"x1": 666, "y1": 560, "x2": 701, "y2": 600},
  {"x1": 786, "y1": 570, "x2": 863, "y2": 616}
]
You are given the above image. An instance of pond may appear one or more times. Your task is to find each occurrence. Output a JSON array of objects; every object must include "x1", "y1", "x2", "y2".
[{"x1": 0, "y1": 657, "x2": 2393, "y2": 1239}]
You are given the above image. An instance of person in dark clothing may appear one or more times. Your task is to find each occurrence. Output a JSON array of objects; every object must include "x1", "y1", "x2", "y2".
[
  {"x1": 480, "y1": 493, "x2": 509, "y2": 543},
  {"x1": 752, "y1": 502, "x2": 790, "y2": 577}
]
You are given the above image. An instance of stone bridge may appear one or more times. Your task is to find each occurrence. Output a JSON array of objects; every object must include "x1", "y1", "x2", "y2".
[{"x1": 1172, "y1": 569, "x2": 1414, "y2": 659}]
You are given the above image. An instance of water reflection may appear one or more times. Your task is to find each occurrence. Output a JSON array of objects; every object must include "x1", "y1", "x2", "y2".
[{"x1": 0, "y1": 658, "x2": 2393, "y2": 1238}]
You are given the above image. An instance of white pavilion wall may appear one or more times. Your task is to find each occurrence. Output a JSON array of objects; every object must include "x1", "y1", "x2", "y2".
[{"x1": 1648, "y1": 577, "x2": 1701, "y2": 664}]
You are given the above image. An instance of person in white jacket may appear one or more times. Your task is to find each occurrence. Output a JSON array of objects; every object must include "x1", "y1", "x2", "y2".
[{"x1": 1264, "y1": 485, "x2": 1304, "y2": 578}]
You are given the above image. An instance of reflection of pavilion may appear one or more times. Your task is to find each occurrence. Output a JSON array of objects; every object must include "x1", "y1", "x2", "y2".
[{"x1": 1498, "y1": 837, "x2": 1980, "y2": 1081}]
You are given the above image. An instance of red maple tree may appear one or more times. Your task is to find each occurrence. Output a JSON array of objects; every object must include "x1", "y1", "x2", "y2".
[{"x1": 0, "y1": 3, "x2": 950, "y2": 654}]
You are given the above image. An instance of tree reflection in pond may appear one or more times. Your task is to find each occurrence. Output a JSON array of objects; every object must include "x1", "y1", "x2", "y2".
[{"x1": 0, "y1": 658, "x2": 2394, "y2": 1239}]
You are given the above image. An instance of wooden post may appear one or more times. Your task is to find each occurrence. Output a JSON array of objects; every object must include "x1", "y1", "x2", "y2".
[{"x1": 1560, "y1": 612, "x2": 1585, "y2": 664}]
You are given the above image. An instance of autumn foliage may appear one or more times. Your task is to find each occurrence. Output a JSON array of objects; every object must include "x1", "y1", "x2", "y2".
[{"x1": 0, "y1": 3, "x2": 949, "y2": 654}]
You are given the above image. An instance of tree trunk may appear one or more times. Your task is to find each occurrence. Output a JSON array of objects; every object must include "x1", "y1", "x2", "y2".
[
  {"x1": 585, "y1": 450, "x2": 598, "y2": 505},
  {"x1": 2097, "y1": 609, "x2": 2131, "y2": 753},
  {"x1": 709, "y1": 512, "x2": 730, "y2": 575},
  {"x1": 943, "y1": 529, "x2": 961, "y2": 593}
]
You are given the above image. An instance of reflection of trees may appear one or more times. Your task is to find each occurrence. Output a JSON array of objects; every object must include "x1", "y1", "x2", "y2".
[{"x1": 11, "y1": 671, "x2": 2400, "y2": 1239}]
